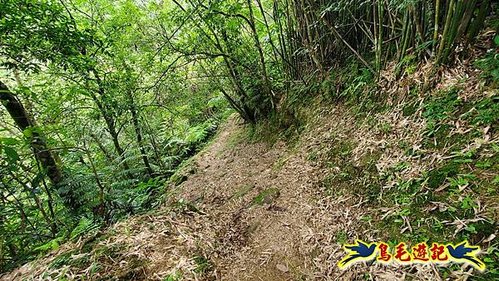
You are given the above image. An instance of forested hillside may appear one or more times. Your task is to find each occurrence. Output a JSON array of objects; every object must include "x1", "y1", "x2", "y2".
[{"x1": 0, "y1": 0, "x2": 498, "y2": 280}]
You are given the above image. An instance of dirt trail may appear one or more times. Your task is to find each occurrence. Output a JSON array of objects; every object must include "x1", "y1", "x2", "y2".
[
  {"x1": 158, "y1": 111, "x2": 426, "y2": 281},
  {"x1": 176, "y1": 116, "x2": 321, "y2": 280}
]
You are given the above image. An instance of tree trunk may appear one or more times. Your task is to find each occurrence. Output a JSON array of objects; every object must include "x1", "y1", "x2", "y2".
[
  {"x1": 246, "y1": 0, "x2": 276, "y2": 110},
  {"x1": 0, "y1": 81, "x2": 62, "y2": 185},
  {"x1": 127, "y1": 90, "x2": 154, "y2": 176},
  {"x1": 88, "y1": 70, "x2": 132, "y2": 175}
]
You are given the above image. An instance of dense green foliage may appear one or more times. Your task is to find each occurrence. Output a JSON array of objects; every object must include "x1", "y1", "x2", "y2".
[
  {"x1": 0, "y1": 0, "x2": 231, "y2": 270},
  {"x1": 0, "y1": 0, "x2": 496, "y2": 274}
]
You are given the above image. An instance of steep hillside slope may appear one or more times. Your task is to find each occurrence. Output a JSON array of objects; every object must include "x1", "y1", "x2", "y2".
[{"x1": 2, "y1": 62, "x2": 497, "y2": 280}]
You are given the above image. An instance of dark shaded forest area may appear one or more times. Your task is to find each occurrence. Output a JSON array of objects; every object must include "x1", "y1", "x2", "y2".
[{"x1": 0, "y1": 0, "x2": 497, "y2": 278}]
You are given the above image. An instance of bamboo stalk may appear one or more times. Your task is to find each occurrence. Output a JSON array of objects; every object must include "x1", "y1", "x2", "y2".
[
  {"x1": 398, "y1": 9, "x2": 410, "y2": 63},
  {"x1": 436, "y1": 0, "x2": 455, "y2": 64},
  {"x1": 377, "y1": 0, "x2": 384, "y2": 72},
  {"x1": 467, "y1": 0, "x2": 490, "y2": 42},
  {"x1": 321, "y1": 16, "x2": 375, "y2": 74},
  {"x1": 442, "y1": 0, "x2": 465, "y2": 61},
  {"x1": 457, "y1": 0, "x2": 477, "y2": 39},
  {"x1": 433, "y1": 0, "x2": 441, "y2": 52}
]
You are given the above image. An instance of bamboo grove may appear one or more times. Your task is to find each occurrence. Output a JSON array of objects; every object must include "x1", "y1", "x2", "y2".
[
  {"x1": 0, "y1": 0, "x2": 496, "y2": 271},
  {"x1": 287, "y1": 0, "x2": 493, "y2": 77}
]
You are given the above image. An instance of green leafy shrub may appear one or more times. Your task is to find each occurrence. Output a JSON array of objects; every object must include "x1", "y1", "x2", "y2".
[{"x1": 475, "y1": 49, "x2": 499, "y2": 84}]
